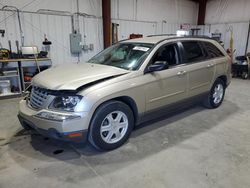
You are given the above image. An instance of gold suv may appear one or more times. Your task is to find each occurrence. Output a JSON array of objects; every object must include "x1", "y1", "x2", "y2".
[{"x1": 18, "y1": 36, "x2": 231, "y2": 150}]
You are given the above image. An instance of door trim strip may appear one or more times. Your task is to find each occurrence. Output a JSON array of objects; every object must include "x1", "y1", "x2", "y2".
[
  {"x1": 149, "y1": 90, "x2": 186, "y2": 103},
  {"x1": 190, "y1": 82, "x2": 210, "y2": 90}
]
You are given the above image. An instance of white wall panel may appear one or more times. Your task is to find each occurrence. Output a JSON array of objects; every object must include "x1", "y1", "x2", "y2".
[
  {"x1": 0, "y1": 0, "x2": 74, "y2": 12},
  {"x1": 206, "y1": 0, "x2": 250, "y2": 24},
  {"x1": 20, "y1": 13, "x2": 77, "y2": 64},
  {"x1": 117, "y1": 0, "x2": 135, "y2": 20},
  {"x1": 197, "y1": 22, "x2": 249, "y2": 56},
  {"x1": 0, "y1": 11, "x2": 17, "y2": 48},
  {"x1": 79, "y1": 17, "x2": 103, "y2": 61},
  {"x1": 112, "y1": 19, "x2": 157, "y2": 40},
  {"x1": 218, "y1": 23, "x2": 247, "y2": 56},
  {"x1": 0, "y1": 0, "x2": 103, "y2": 65},
  {"x1": 160, "y1": 23, "x2": 180, "y2": 35},
  {"x1": 204, "y1": 1, "x2": 250, "y2": 56},
  {"x1": 78, "y1": 0, "x2": 102, "y2": 17},
  {"x1": 0, "y1": 10, "x2": 103, "y2": 65},
  {"x1": 194, "y1": 25, "x2": 211, "y2": 36},
  {"x1": 111, "y1": 0, "x2": 198, "y2": 24},
  {"x1": 210, "y1": 24, "x2": 227, "y2": 43},
  {"x1": 223, "y1": 23, "x2": 249, "y2": 56},
  {"x1": 178, "y1": 0, "x2": 198, "y2": 24},
  {"x1": 1, "y1": 0, "x2": 199, "y2": 66},
  {"x1": 111, "y1": 0, "x2": 198, "y2": 37},
  {"x1": 0, "y1": 0, "x2": 101, "y2": 16}
]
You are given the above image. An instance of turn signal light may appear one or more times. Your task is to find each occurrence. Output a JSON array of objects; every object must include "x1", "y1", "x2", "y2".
[{"x1": 68, "y1": 132, "x2": 83, "y2": 138}]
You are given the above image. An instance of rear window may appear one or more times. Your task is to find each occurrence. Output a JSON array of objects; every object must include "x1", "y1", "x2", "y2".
[
  {"x1": 203, "y1": 42, "x2": 224, "y2": 58},
  {"x1": 182, "y1": 41, "x2": 206, "y2": 63}
]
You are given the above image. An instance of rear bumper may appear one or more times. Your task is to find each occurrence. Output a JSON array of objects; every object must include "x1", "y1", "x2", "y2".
[{"x1": 18, "y1": 114, "x2": 88, "y2": 142}]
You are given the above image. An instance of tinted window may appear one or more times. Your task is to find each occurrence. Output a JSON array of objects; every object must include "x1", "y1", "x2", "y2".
[
  {"x1": 182, "y1": 41, "x2": 205, "y2": 63},
  {"x1": 203, "y1": 42, "x2": 224, "y2": 58},
  {"x1": 152, "y1": 44, "x2": 179, "y2": 67}
]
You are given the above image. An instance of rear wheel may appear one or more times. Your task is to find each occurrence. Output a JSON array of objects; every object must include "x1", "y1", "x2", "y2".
[
  {"x1": 203, "y1": 78, "x2": 225, "y2": 109},
  {"x1": 88, "y1": 101, "x2": 134, "y2": 151}
]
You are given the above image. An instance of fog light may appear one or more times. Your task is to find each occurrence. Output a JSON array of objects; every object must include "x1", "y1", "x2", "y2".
[{"x1": 34, "y1": 111, "x2": 81, "y2": 122}]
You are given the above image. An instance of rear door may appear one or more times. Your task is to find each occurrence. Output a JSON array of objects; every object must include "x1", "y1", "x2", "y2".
[
  {"x1": 180, "y1": 40, "x2": 216, "y2": 97},
  {"x1": 202, "y1": 41, "x2": 228, "y2": 83}
]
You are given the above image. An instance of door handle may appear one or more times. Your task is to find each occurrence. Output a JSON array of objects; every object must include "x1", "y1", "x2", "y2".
[
  {"x1": 207, "y1": 64, "x2": 215, "y2": 68},
  {"x1": 177, "y1": 71, "x2": 187, "y2": 76}
]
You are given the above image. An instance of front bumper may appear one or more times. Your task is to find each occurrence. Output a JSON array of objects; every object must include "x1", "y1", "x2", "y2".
[
  {"x1": 18, "y1": 100, "x2": 91, "y2": 142},
  {"x1": 18, "y1": 114, "x2": 88, "y2": 142}
]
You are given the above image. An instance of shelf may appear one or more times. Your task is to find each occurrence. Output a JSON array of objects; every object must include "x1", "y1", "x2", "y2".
[
  {"x1": 0, "y1": 75, "x2": 19, "y2": 78},
  {"x1": 0, "y1": 58, "x2": 51, "y2": 63},
  {"x1": 0, "y1": 58, "x2": 52, "y2": 99},
  {"x1": 0, "y1": 92, "x2": 22, "y2": 99}
]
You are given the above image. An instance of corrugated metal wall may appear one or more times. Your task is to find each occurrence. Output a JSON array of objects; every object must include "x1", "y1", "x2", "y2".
[
  {"x1": 111, "y1": 0, "x2": 198, "y2": 38},
  {"x1": 196, "y1": 22, "x2": 250, "y2": 56},
  {"x1": 111, "y1": 0, "x2": 198, "y2": 24},
  {"x1": 112, "y1": 19, "x2": 157, "y2": 40},
  {"x1": 0, "y1": 0, "x2": 199, "y2": 65},
  {"x1": 78, "y1": 17, "x2": 103, "y2": 61},
  {"x1": 205, "y1": 0, "x2": 250, "y2": 24},
  {"x1": 0, "y1": 10, "x2": 103, "y2": 65},
  {"x1": 203, "y1": 0, "x2": 250, "y2": 56}
]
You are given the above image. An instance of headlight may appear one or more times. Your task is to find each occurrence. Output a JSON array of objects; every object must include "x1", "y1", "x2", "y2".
[{"x1": 49, "y1": 95, "x2": 82, "y2": 112}]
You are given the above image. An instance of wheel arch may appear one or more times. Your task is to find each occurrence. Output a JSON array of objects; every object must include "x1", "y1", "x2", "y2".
[
  {"x1": 90, "y1": 96, "x2": 139, "y2": 127},
  {"x1": 112, "y1": 96, "x2": 139, "y2": 124},
  {"x1": 217, "y1": 75, "x2": 227, "y2": 86}
]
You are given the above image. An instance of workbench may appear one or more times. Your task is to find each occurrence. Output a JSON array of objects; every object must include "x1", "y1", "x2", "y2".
[{"x1": 0, "y1": 58, "x2": 52, "y2": 99}]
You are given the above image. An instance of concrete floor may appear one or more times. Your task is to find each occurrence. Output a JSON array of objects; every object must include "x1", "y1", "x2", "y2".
[{"x1": 0, "y1": 78, "x2": 250, "y2": 188}]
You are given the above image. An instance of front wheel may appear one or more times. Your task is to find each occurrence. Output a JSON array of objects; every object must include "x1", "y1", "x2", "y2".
[
  {"x1": 88, "y1": 101, "x2": 134, "y2": 151},
  {"x1": 203, "y1": 78, "x2": 226, "y2": 109}
]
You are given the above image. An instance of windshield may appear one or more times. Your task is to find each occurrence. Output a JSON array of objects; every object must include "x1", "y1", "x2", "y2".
[{"x1": 88, "y1": 43, "x2": 154, "y2": 70}]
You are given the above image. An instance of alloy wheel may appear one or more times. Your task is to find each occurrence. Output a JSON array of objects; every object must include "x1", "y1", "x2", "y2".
[
  {"x1": 213, "y1": 83, "x2": 224, "y2": 104},
  {"x1": 100, "y1": 111, "x2": 129, "y2": 144}
]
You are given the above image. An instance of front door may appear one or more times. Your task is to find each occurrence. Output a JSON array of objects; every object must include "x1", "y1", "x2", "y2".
[{"x1": 144, "y1": 43, "x2": 188, "y2": 111}]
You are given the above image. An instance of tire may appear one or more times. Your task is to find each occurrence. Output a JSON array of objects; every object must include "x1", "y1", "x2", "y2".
[
  {"x1": 203, "y1": 78, "x2": 226, "y2": 109},
  {"x1": 88, "y1": 100, "x2": 134, "y2": 151}
]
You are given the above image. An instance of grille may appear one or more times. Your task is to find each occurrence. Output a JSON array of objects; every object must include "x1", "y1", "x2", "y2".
[{"x1": 29, "y1": 86, "x2": 49, "y2": 109}]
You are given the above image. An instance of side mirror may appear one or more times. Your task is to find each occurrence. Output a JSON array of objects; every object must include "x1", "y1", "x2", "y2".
[{"x1": 147, "y1": 61, "x2": 169, "y2": 73}]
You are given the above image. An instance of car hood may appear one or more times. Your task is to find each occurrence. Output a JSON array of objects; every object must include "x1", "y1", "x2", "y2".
[{"x1": 32, "y1": 63, "x2": 130, "y2": 90}]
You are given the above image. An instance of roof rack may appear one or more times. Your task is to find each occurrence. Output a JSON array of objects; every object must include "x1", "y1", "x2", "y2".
[
  {"x1": 147, "y1": 34, "x2": 176, "y2": 37},
  {"x1": 147, "y1": 34, "x2": 216, "y2": 40},
  {"x1": 185, "y1": 35, "x2": 212, "y2": 39},
  {"x1": 147, "y1": 34, "x2": 212, "y2": 38}
]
